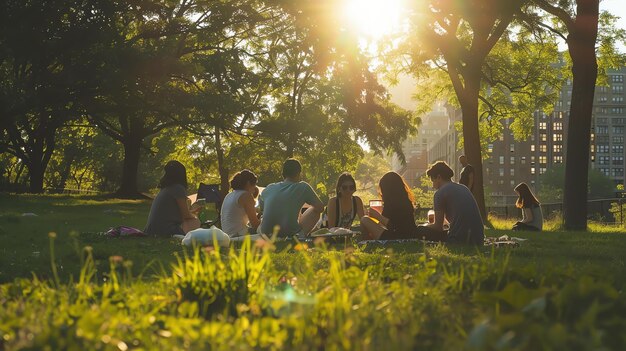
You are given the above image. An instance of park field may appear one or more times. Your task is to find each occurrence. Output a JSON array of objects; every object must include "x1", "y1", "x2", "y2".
[{"x1": 1, "y1": 193, "x2": 626, "y2": 350}]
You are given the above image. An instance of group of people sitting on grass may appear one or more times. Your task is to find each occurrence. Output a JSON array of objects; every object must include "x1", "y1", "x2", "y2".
[{"x1": 144, "y1": 157, "x2": 543, "y2": 245}]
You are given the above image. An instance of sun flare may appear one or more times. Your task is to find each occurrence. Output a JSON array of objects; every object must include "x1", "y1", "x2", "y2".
[{"x1": 342, "y1": 0, "x2": 405, "y2": 38}]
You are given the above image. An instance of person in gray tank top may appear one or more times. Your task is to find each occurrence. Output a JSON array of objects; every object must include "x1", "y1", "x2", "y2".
[
  {"x1": 512, "y1": 182, "x2": 543, "y2": 231},
  {"x1": 416, "y1": 161, "x2": 484, "y2": 245}
]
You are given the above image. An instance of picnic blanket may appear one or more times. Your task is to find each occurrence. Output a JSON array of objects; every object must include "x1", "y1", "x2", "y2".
[{"x1": 356, "y1": 234, "x2": 527, "y2": 247}]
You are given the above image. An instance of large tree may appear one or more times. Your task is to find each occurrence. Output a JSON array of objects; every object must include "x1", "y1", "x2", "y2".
[
  {"x1": 83, "y1": 0, "x2": 273, "y2": 198},
  {"x1": 533, "y1": 0, "x2": 625, "y2": 229},
  {"x1": 0, "y1": 0, "x2": 117, "y2": 193},
  {"x1": 396, "y1": 0, "x2": 565, "y2": 221}
]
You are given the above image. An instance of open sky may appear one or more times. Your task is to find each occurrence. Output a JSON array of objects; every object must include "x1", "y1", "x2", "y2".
[{"x1": 602, "y1": 0, "x2": 626, "y2": 51}]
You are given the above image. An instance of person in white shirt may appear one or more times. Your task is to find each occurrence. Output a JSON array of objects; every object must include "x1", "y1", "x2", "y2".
[{"x1": 220, "y1": 169, "x2": 261, "y2": 237}]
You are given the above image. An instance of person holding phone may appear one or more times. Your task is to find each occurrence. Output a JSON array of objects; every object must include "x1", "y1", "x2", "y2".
[
  {"x1": 360, "y1": 172, "x2": 418, "y2": 240},
  {"x1": 144, "y1": 160, "x2": 200, "y2": 236},
  {"x1": 326, "y1": 173, "x2": 365, "y2": 229},
  {"x1": 221, "y1": 169, "x2": 261, "y2": 237}
]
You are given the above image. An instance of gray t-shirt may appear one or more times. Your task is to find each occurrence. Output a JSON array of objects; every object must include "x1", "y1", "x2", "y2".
[
  {"x1": 523, "y1": 204, "x2": 543, "y2": 230},
  {"x1": 259, "y1": 180, "x2": 322, "y2": 237},
  {"x1": 434, "y1": 182, "x2": 484, "y2": 245},
  {"x1": 144, "y1": 184, "x2": 187, "y2": 236}
]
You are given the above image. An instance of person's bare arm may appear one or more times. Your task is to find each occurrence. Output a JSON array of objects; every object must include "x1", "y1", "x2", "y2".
[
  {"x1": 327, "y1": 198, "x2": 337, "y2": 227},
  {"x1": 239, "y1": 192, "x2": 261, "y2": 229},
  {"x1": 177, "y1": 198, "x2": 197, "y2": 220},
  {"x1": 368, "y1": 207, "x2": 389, "y2": 226},
  {"x1": 425, "y1": 210, "x2": 445, "y2": 231}
]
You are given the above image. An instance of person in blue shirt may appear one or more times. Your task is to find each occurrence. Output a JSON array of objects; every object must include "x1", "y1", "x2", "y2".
[{"x1": 259, "y1": 159, "x2": 324, "y2": 237}]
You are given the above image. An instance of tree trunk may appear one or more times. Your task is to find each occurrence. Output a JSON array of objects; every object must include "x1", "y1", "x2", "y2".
[
  {"x1": 458, "y1": 67, "x2": 489, "y2": 223},
  {"x1": 56, "y1": 154, "x2": 75, "y2": 192},
  {"x1": 116, "y1": 136, "x2": 143, "y2": 198},
  {"x1": 214, "y1": 127, "x2": 230, "y2": 197},
  {"x1": 562, "y1": 0, "x2": 599, "y2": 230},
  {"x1": 28, "y1": 159, "x2": 45, "y2": 193}
]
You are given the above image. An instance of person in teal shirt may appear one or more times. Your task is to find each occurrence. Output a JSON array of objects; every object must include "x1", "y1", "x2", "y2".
[{"x1": 259, "y1": 159, "x2": 324, "y2": 237}]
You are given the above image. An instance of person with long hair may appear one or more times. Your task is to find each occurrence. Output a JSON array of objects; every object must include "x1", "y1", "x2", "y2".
[
  {"x1": 417, "y1": 161, "x2": 484, "y2": 245},
  {"x1": 512, "y1": 182, "x2": 543, "y2": 231},
  {"x1": 144, "y1": 160, "x2": 200, "y2": 236},
  {"x1": 326, "y1": 173, "x2": 365, "y2": 229},
  {"x1": 220, "y1": 169, "x2": 261, "y2": 237},
  {"x1": 360, "y1": 171, "x2": 419, "y2": 240}
]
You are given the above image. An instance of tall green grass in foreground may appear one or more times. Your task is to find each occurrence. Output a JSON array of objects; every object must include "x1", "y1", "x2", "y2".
[
  {"x1": 1, "y1": 235, "x2": 626, "y2": 350},
  {"x1": 2, "y1": 194, "x2": 626, "y2": 349}
]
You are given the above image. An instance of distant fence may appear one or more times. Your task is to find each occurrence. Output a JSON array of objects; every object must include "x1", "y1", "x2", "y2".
[
  {"x1": 44, "y1": 187, "x2": 101, "y2": 195},
  {"x1": 415, "y1": 198, "x2": 626, "y2": 225}
]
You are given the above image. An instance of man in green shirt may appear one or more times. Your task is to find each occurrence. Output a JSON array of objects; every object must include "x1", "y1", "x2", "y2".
[{"x1": 259, "y1": 159, "x2": 324, "y2": 237}]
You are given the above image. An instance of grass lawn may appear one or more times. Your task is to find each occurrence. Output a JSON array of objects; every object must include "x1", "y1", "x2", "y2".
[{"x1": 1, "y1": 193, "x2": 626, "y2": 350}]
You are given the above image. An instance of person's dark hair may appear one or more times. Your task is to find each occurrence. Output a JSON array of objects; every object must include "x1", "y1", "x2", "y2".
[
  {"x1": 335, "y1": 172, "x2": 357, "y2": 197},
  {"x1": 158, "y1": 160, "x2": 188, "y2": 189},
  {"x1": 379, "y1": 172, "x2": 414, "y2": 210},
  {"x1": 426, "y1": 161, "x2": 454, "y2": 181},
  {"x1": 282, "y1": 158, "x2": 302, "y2": 178},
  {"x1": 230, "y1": 169, "x2": 258, "y2": 190},
  {"x1": 514, "y1": 182, "x2": 540, "y2": 208}
]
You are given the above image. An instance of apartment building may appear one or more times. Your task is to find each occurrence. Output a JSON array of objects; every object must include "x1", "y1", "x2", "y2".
[{"x1": 426, "y1": 67, "x2": 626, "y2": 205}]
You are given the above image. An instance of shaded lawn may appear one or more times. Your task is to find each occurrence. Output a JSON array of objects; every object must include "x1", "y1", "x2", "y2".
[{"x1": 1, "y1": 193, "x2": 626, "y2": 286}]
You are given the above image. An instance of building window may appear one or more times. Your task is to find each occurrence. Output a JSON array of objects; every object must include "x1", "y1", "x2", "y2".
[
  {"x1": 553, "y1": 144, "x2": 563, "y2": 153},
  {"x1": 597, "y1": 118, "x2": 608, "y2": 124},
  {"x1": 612, "y1": 156, "x2": 624, "y2": 165},
  {"x1": 596, "y1": 126, "x2": 609, "y2": 134},
  {"x1": 598, "y1": 96, "x2": 608, "y2": 103},
  {"x1": 613, "y1": 168, "x2": 624, "y2": 177},
  {"x1": 553, "y1": 133, "x2": 563, "y2": 142},
  {"x1": 540, "y1": 134, "x2": 547, "y2": 142},
  {"x1": 600, "y1": 168, "x2": 610, "y2": 176},
  {"x1": 599, "y1": 86, "x2": 608, "y2": 93},
  {"x1": 510, "y1": 156, "x2": 515, "y2": 165},
  {"x1": 540, "y1": 168, "x2": 547, "y2": 175},
  {"x1": 612, "y1": 145, "x2": 624, "y2": 154},
  {"x1": 553, "y1": 122, "x2": 563, "y2": 131},
  {"x1": 499, "y1": 168, "x2": 504, "y2": 176},
  {"x1": 510, "y1": 169, "x2": 515, "y2": 176},
  {"x1": 539, "y1": 156, "x2": 547, "y2": 165},
  {"x1": 599, "y1": 156, "x2": 610, "y2": 165},
  {"x1": 499, "y1": 156, "x2": 505, "y2": 165},
  {"x1": 613, "y1": 96, "x2": 624, "y2": 103},
  {"x1": 597, "y1": 144, "x2": 610, "y2": 153},
  {"x1": 531, "y1": 144, "x2": 536, "y2": 152},
  {"x1": 540, "y1": 145, "x2": 547, "y2": 153},
  {"x1": 510, "y1": 144, "x2": 515, "y2": 152},
  {"x1": 613, "y1": 136, "x2": 624, "y2": 144},
  {"x1": 554, "y1": 156, "x2": 563, "y2": 163},
  {"x1": 531, "y1": 167, "x2": 536, "y2": 175},
  {"x1": 510, "y1": 180, "x2": 516, "y2": 187},
  {"x1": 611, "y1": 75, "x2": 624, "y2": 83},
  {"x1": 539, "y1": 122, "x2": 547, "y2": 130},
  {"x1": 488, "y1": 144, "x2": 493, "y2": 153},
  {"x1": 612, "y1": 85, "x2": 624, "y2": 94},
  {"x1": 613, "y1": 126, "x2": 624, "y2": 134},
  {"x1": 521, "y1": 156, "x2": 526, "y2": 164},
  {"x1": 615, "y1": 118, "x2": 625, "y2": 124}
]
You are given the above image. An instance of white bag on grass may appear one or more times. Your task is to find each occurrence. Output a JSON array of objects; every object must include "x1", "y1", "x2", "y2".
[{"x1": 181, "y1": 226, "x2": 230, "y2": 248}]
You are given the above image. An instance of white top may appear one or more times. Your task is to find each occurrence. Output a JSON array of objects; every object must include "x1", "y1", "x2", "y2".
[{"x1": 220, "y1": 190, "x2": 249, "y2": 237}]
